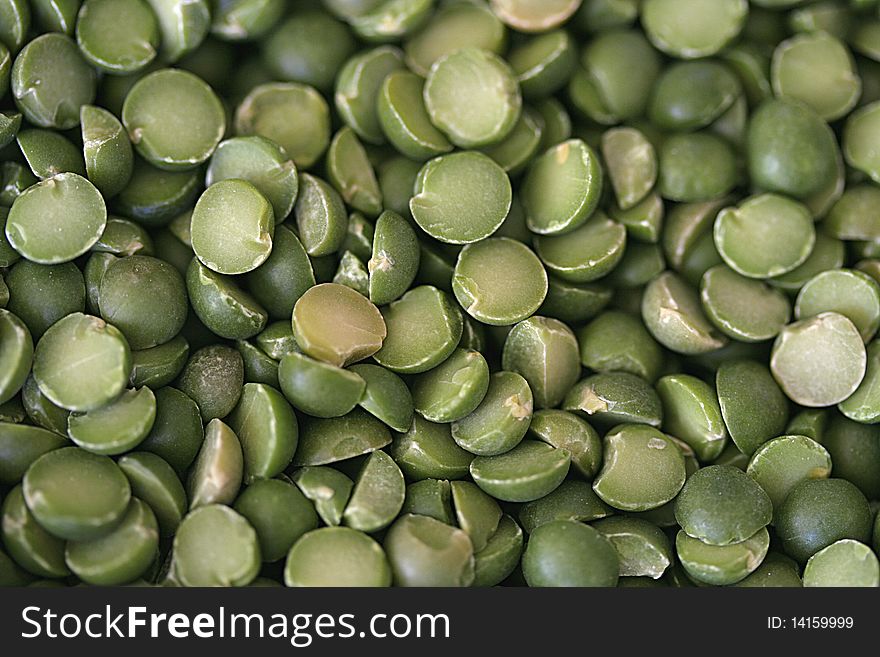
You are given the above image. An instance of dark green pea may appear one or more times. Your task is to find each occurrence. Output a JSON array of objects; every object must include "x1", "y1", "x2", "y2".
[
  {"x1": 6, "y1": 260, "x2": 86, "y2": 340},
  {"x1": 118, "y1": 452, "x2": 187, "y2": 536},
  {"x1": 342, "y1": 212, "x2": 375, "y2": 262},
  {"x1": 278, "y1": 351, "x2": 365, "y2": 418},
  {"x1": 578, "y1": 311, "x2": 663, "y2": 382},
  {"x1": 255, "y1": 320, "x2": 299, "y2": 361},
  {"x1": 175, "y1": 345, "x2": 242, "y2": 422},
  {"x1": 11, "y1": 33, "x2": 95, "y2": 130},
  {"x1": 227, "y1": 383, "x2": 298, "y2": 483},
  {"x1": 594, "y1": 516, "x2": 673, "y2": 580},
  {"x1": 260, "y1": 10, "x2": 355, "y2": 92},
  {"x1": 649, "y1": 60, "x2": 741, "y2": 132},
  {"x1": 0, "y1": 111, "x2": 20, "y2": 150},
  {"x1": 293, "y1": 409, "x2": 391, "y2": 467},
  {"x1": 65, "y1": 498, "x2": 158, "y2": 586},
  {"x1": 424, "y1": 48, "x2": 520, "y2": 149},
  {"x1": 139, "y1": 387, "x2": 203, "y2": 476},
  {"x1": 374, "y1": 285, "x2": 462, "y2": 374},
  {"x1": 747, "y1": 98, "x2": 839, "y2": 199},
  {"x1": 676, "y1": 527, "x2": 769, "y2": 586},
  {"x1": 368, "y1": 210, "x2": 419, "y2": 305},
  {"x1": 535, "y1": 212, "x2": 626, "y2": 284},
  {"x1": 777, "y1": 478, "x2": 873, "y2": 563},
  {"x1": 384, "y1": 514, "x2": 474, "y2": 587},
  {"x1": 674, "y1": 464, "x2": 772, "y2": 546},
  {"x1": 76, "y1": 0, "x2": 159, "y2": 73},
  {"x1": 771, "y1": 312, "x2": 867, "y2": 407},
  {"x1": 1, "y1": 485, "x2": 68, "y2": 577},
  {"x1": 578, "y1": 29, "x2": 660, "y2": 123},
  {"x1": 285, "y1": 526, "x2": 390, "y2": 587},
  {"x1": 412, "y1": 348, "x2": 489, "y2": 424},
  {"x1": 234, "y1": 478, "x2": 317, "y2": 563},
  {"x1": 606, "y1": 242, "x2": 665, "y2": 289},
  {"x1": 17, "y1": 128, "x2": 86, "y2": 179},
  {"x1": 245, "y1": 226, "x2": 314, "y2": 320},
  {"x1": 528, "y1": 409, "x2": 602, "y2": 478},
  {"x1": 235, "y1": 82, "x2": 330, "y2": 169},
  {"x1": 293, "y1": 283, "x2": 386, "y2": 368},
  {"x1": 0, "y1": 309, "x2": 31, "y2": 405},
  {"x1": 522, "y1": 139, "x2": 602, "y2": 235},
  {"x1": 33, "y1": 313, "x2": 131, "y2": 412},
  {"x1": 0, "y1": 422, "x2": 68, "y2": 485},
  {"x1": 592, "y1": 424, "x2": 685, "y2": 511},
  {"x1": 389, "y1": 416, "x2": 473, "y2": 481},
  {"x1": 658, "y1": 132, "x2": 737, "y2": 203},
  {"x1": 479, "y1": 107, "x2": 543, "y2": 176},
  {"x1": 236, "y1": 338, "x2": 279, "y2": 387},
  {"x1": 130, "y1": 335, "x2": 189, "y2": 389},
  {"x1": 343, "y1": 450, "x2": 405, "y2": 533},
  {"x1": 67, "y1": 387, "x2": 155, "y2": 455},
  {"x1": 735, "y1": 551, "x2": 803, "y2": 588},
  {"x1": 564, "y1": 372, "x2": 663, "y2": 429},
  {"x1": 98, "y1": 255, "x2": 187, "y2": 350},
  {"x1": 470, "y1": 440, "x2": 569, "y2": 503},
  {"x1": 23, "y1": 446, "x2": 130, "y2": 540},
  {"x1": 803, "y1": 539, "x2": 879, "y2": 587},
  {"x1": 187, "y1": 418, "x2": 243, "y2": 508},
  {"x1": 291, "y1": 466, "x2": 354, "y2": 527},
  {"x1": 402, "y1": 479, "x2": 454, "y2": 525},
  {"x1": 519, "y1": 480, "x2": 613, "y2": 534},
  {"x1": 642, "y1": 271, "x2": 728, "y2": 355},
  {"x1": 507, "y1": 30, "x2": 575, "y2": 100},
  {"x1": 377, "y1": 69, "x2": 453, "y2": 161},
  {"x1": 348, "y1": 363, "x2": 414, "y2": 433},
  {"x1": 822, "y1": 414, "x2": 880, "y2": 500},
  {"x1": 115, "y1": 159, "x2": 199, "y2": 228},
  {"x1": 6, "y1": 172, "x2": 106, "y2": 265},
  {"x1": 21, "y1": 374, "x2": 69, "y2": 436},
  {"x1": 410, "y1": 151, "x2": 512, "y2": 244},
  {"x1": 539, "y1": 277, "x2": 612, "y2": 325},
  {"x1": 716, "y1": 360, "x2": 788, "y2": 457},
  {"x1": 186, "y1": 258, "x2": 268, "y2": 340},
  {"x1": 522, "y1": 520, "x2": 619, "y2": 587},
  {"x1": 0, "y1": 206, "x2": 22, "y2": 266},
  {"x1": 450, "y1": 371, "x2": 532, "y2": 456},
  {"x1": 173, "y1": 504, "x2": 259, "y2": 587},
  {"x1": 657, "y1": 374, "x2": 727, "y2": 462}
]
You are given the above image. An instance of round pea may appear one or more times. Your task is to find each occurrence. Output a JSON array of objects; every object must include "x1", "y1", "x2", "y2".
[
  {"x1": 1, "y1": 485, "x2": 68, "y2": 578},
  {"x1": 676, "y1": 527, "x2": 769, "y2": 586},
  {"x1": 23, "y1": 446, "x2": 131, "y2": 541},
  {"x1": 771, "y1": 312, "x2": 867, "y2": 407},
  {"x1": 75, "y1": 0, "x2": 160, "y2": 74},
  {"x1": 521, "y1": 520, "x2": 619, "y2": 587},
  {"x1": 412, "y1": 348, "x2": 490, "y2": 424},
  {"x1": 173, "y1": 505, "x2": 260, "y2": 587},
  {"x1": 803, "y1": 539, "x2": 880, "y2": 587},
  {"x1": 700, "y1": 265, "x2": 792, "y2": 342},
  {"x1": 641, "y1": 0, "x2": 747, "y2": 59},
  {"x1": 451, "y1": 371, "x2": 533, "y2": 457},
  {"x1": 383, "y1": 514, "x2": 474, "y2": 587},
  {"x1": 746, "y1": 435, "x2": 831, "y2": 517},
  {"x1": 67, "y1": 387, "x2": 156, "y2": 455},
  {"x1": 0, "y1": 309, "x2": 32, "y2": 406},
  {"x1": 844, "y1": 101, "x2": 880, "y2": 183},
  {"x1": 592, "y1": 424, "x2": 686, "y2": 512},
  {"x1": 534, "y1": 212, "x2": 627, "y2": 283},
  {"x1": 424, "y1": 48, "x2": 521, "y2": 149},
  {"x1": 470, "y1": 440, "x2": 570, "y2": 503},
  {"x1": 123, "y1": 68, "x2": 224, "y2": 171},
  {"x1": 795, "y1": 269, "x2": 880, "y2": 343},
  {"x1": 285, "y1": 526, "x2": 390, "y2": 587},
  {"x1": 5, "y1": 173, "x2": 106, "y2": 265},
  {"x1": 410, "y1": 151, "x2": 512, "y2": 245}
]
